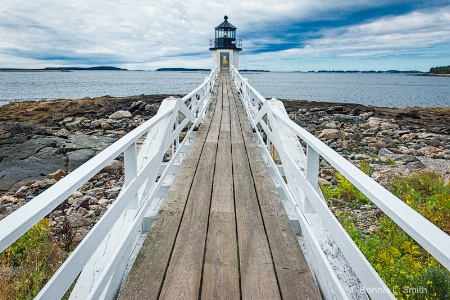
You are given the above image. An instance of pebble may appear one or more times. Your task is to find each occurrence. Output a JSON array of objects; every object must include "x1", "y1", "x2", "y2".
[
  {"x1": 30, "y1": 178, "x2": 56, "y2": 189},
  {"x1": 47, "y1": 169, "x2": 67, "y2": 181},
  {"x1": 378, "y1": 148, "x2": 393, "y2": 156},
  {"x1": 71, "y1": 191, "x2": 83, "y2": 198},
  {"x1": 318, "y1": 129, "x2": 346, "y2": 140},
  {"x1": 98, "y1": 198, "x2": 109, "y2": 206},
  {"x1": 14, "y1": 185, "x2": 29, "y2": 195},
  {"x1": 102, "y1": 160, "x2": 122, "y2": 175}
]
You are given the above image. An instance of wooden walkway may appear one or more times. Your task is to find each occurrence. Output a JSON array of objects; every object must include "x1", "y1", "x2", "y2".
[{"x1": 118, "y1": 72, "x2": 321, "y2": 299}]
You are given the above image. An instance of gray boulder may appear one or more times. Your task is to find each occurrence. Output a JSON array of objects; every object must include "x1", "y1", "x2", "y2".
[
  {"x1": 318, "y1": 129, "x2": 346, "y2": 140},
  {"x1": 109, "y1": 111, "x2": 132, "y2": 120}
]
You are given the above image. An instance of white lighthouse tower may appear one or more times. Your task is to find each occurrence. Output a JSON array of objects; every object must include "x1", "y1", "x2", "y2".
[{"x1": 209, "y1": 16, "x2": 242, "y2": 70}]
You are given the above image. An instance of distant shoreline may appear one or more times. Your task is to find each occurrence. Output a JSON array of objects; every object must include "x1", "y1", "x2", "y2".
[
  {"x1": 0, "y1": 69, "x2": 65, "y2": 72},
  {"x1": 2, "y1": 67, "x2": 448, "y2": 76},
  {"x1": 415, "y1": 73, "x2": 450, "y2": 77},
  {"x1": 0, "y1": 66, "x2": 127, "y2": 72},
  {"x1": 306, "y1": 70, "x2": 425, "y2": 74},
  {"x1": 156, "y1": 68, "x2": 210, "y2": 72}
]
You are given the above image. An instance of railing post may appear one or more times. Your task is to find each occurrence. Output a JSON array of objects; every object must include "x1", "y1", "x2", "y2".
[
  {"x1": 124, "y1": 142, "x2": 138, "y2": 208},
  {"x1": 175, "y1": 114, "x2": 180, "y2": 150},
  {"x1": 305, "y1": 145, "x2": 318, "y2": 213}
]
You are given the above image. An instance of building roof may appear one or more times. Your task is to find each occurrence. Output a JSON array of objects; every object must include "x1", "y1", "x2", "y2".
[{"x1": 215, "y1": 15, "x2": 237, "y2": 30}]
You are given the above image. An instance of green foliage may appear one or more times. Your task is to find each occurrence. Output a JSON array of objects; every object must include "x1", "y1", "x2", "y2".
[
  {"x1": 0, "y1": 219, "x2": 66, "y2": 299},
  {"x1": 386, "y1": 157, "x2": 396, "y2": 166},
  {"x1": 429, "y1": 65, "x2": 450, "y2": 74},
  {"x1": 389, "y1": 171, "x2": 450, "y2": 235},
  {"x1": 321, "y1": 160, "x2": 370, "y2": 205},
  {"x1": 359, "y1": 160, "x2": 371, "y2": 175},
  {"x1": 329, "y1": 171, "x2": 450, "y2": 299},
  {"x1": 344, "y1": 215, "x2": 449, "y2": 298}
]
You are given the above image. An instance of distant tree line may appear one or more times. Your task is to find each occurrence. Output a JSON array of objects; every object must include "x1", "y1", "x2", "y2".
[{"x1": 429, "y1": 65, "x2": 450, "y2": 74}]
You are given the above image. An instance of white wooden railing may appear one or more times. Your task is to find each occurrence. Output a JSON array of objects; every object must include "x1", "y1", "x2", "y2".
[
  {"x1": 230, "y1": 65, "x2": 450, "y2": 300},
  {"x1": 0, "y1": 66, "x2": 219, "y2": 299}
]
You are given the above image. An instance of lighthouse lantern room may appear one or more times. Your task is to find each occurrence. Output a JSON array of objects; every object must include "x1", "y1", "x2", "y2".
[{"x1": 209, "y1": 16, "x2": 242, "y2": 70}]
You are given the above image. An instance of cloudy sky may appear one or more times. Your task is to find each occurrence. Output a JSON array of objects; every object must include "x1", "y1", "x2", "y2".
[{"x1": 1, "y1": 0, "x2": 449, "y2": 71}]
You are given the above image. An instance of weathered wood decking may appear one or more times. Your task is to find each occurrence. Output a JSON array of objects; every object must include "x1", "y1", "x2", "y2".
[{"x1": 118, "y1": 72, "x2": 321, "y2": 299}]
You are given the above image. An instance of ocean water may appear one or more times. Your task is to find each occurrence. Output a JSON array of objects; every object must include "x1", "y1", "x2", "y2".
[
  {"x1": 0, "y1": 71, "x2": 209, "y2": 106},
  {"x1": 244, "y1": 72, "x2": 450, "y2": 108},
  {"x1": 0, "y1": 71, "x2": 449, "y2": 108}
]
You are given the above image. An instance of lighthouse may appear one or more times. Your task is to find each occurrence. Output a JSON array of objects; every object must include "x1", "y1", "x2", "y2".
[{"x1": 209, "y1": 16, "x2": 242, "y2": 70}]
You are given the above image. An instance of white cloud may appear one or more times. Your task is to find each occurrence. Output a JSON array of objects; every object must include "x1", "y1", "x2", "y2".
[
  {"x1": 257, "y1": 7, "x2": 450, "y2": 70},
  {"x1": 0, "y1": 1, "x2": 449, "y2": 70}
]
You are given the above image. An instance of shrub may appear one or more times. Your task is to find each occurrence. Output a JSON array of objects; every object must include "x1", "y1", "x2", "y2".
[
  {"x1": 389, "y1": 171, "x2": 450, "y2": 235},
  {"x1": 0, "y1": 219, "x2": 66, "y2": 299},
  {"x1": 323, "y1": 169, "x2": 450, "y2": 299},
  {"x1": 343, "y1": 215, "x2": 450, "y2": 299}
]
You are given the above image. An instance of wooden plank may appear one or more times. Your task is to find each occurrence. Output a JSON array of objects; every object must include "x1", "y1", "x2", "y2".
[
  {"x1": 158, "y1": 75, "x2": 223, "y2": 299},
  {"x1": 233, "y1": 92, "x2": 322, "y2": 299},
  {"x1": 201, "y1": 213, "x2": 239, "y2": 299},
  {"x1": 230, "y1": 83, "x2": 244, "y2": 145},
  {"x1": 117, "y1": 82, "x2": 219, "y2": 300},
  {"x1": 205, "y1": 76, "x2": 223, "y2": 144},
  {"x1": 210, "y1": 135, "x2": 233, "y2": 214},
  {"x1": 221, "y1": 76, "x2": 231, "y2": 129},
  {"x1": 229, "y1": 82, "x2": 281, "y2": 300},
  {"x1": 202, "y1": 97, "x2": 239, "y2": 298},
  {"x1": 158, "y1": 143, "x2": 217, "y2": 299}
]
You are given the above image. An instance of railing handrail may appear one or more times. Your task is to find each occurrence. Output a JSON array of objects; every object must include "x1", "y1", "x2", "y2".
[
  {"x1": 0, "y1": 65, "x2": 219, "y2": 299},
  {"x1": 230, "y1": 65, "x2": 450, "y2": 298}
]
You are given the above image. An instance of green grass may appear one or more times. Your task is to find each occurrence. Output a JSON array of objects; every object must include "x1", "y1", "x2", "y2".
[{"x1": 386, "y1": 157, "x2": 396, "y2": 165}]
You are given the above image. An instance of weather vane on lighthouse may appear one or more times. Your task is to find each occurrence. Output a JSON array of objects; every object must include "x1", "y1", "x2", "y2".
[{"x1": 209, "y1": 16, "x2": 242, "y2": 70}]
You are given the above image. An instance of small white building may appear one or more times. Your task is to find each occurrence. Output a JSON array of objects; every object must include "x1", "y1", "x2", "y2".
[{"x1": 209, "y1": 16, "x2": 242, "y2": 70}]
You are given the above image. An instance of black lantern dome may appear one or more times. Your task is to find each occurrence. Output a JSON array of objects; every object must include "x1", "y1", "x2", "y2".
[{"x1": 209, "y1": 16, "x2": 242, "y2": 51}]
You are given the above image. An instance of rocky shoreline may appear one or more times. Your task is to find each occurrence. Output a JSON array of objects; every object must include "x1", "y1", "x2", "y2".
[
  {"x1": 282, "y1": 99, "x2": 450, "y2": 182},
  {"x1": 1, "y1": 95, "x2": 449, "y2": 246},
  {"x1": 0, "y1": 95, "x2": 175, "y2": 243},
  {"x1": 0, "y1": 95, "x2": 178, "y2": 191}
]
